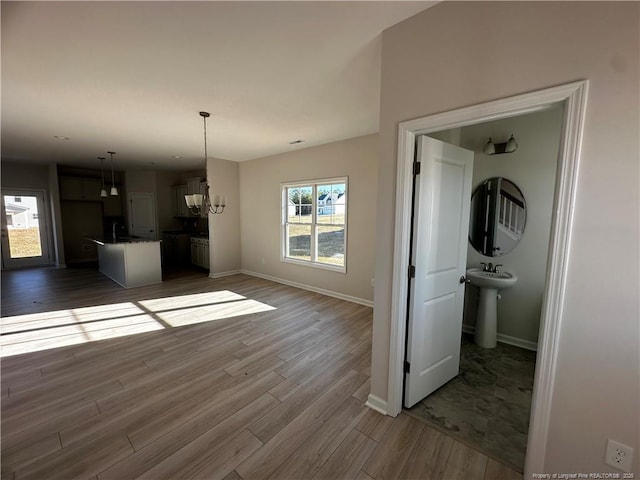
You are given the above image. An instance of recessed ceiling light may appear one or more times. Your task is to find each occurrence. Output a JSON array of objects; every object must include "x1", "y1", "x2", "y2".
[
  {"x1": 289, "y1": 140, "x2": 304, "y2": 145},
  {"x1": 173, "y1": 155, "x2": 183, "y2": 159},
  {"x1": 53, "y1": 135, "x2": 70, "y2": 140}
]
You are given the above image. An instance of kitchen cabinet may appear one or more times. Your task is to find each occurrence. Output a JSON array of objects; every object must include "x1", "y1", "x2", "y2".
[
  {"x1": 187, "y1": 178, "x2": 202, "y2": 196},
  {"x1": 187, "y1": 178, "x2": 208, "y2": 218},
  {"x1": 102, "y1": 195, "x2": 123, "y2": 216},
  {"x1": 60, "y1": 176, "x2": 122, "y2": 215},
  {"x1": 162, "y1": 232, "x2": 191, "y2": 265},
  {"x1": 190, "y1": 236, "x2": 209, "y2": 270},
  {"x1": 91, "y1": 238, "x2": 162, "y2": 288},
  {"x1": 173, "y1": 179, "x2": 208, "y2": 218},
  {"x1": 60, "y1": 177, "x2": 102, "y2": 201},
  {"x1": 172, "y1": 185, "x2": 190, "y2": 217}
]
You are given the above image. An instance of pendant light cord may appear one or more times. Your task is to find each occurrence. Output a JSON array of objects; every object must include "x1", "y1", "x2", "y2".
[
  {"x1": 99, "y1": 157, "x2": 105, "y2": 188},
  {"x1": 110, "y1": 152, "x2": 115, "y2": 185},
  {"x1": 201, "y1": 112, "x2": 209, "y2": 169}
]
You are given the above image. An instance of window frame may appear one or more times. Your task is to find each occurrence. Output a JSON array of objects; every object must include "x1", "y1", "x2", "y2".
[{"x1": 281, "y1": 176, "x2": 348, "y2": 273}]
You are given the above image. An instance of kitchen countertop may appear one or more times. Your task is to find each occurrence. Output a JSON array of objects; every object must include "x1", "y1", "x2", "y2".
[
  {"x1": 86, "y1": 236, "x2": 162, "y2": 246},
  {"x1": 162, "y1": 231, "x2": 209, "y2": 239}
]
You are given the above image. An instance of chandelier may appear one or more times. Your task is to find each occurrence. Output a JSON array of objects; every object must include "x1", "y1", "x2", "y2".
[{"x1": 184, "y1": 111, "x2": 226, "y2": 215}]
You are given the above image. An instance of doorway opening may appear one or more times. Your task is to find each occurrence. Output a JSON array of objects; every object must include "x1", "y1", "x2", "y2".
[
  {"x1": 384, "y1": 81, "x2": 588, "y2": 478},
  {"x1": 129, "y1": 192, "x2": 157, "y2": 240},
  {"x1": 1, "y1": 189, "x2": 52, "y2": 269},
  {"x1": 403, "y1": 105, "x2": 565, "y2": 471}
]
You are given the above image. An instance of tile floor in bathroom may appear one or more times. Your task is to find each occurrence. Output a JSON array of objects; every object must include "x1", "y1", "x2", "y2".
[{"x1": 405, "y1": 333, "x2": 536, "y2": 472}]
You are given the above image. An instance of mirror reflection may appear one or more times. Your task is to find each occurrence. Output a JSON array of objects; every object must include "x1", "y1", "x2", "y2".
[{"x1": 469, "y1": 177, "x2": 526, "y2": 257}]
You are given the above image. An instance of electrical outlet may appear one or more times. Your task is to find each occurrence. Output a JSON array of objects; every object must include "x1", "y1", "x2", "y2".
[
  {"x1": 370, "y1": 278, "x2": 375, "y2": 287},
  {"x1": 605, "y1": 439, "x2": 634, "y2": 472}
]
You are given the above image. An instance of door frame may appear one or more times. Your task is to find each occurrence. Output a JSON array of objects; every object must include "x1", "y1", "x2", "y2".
[
  {"x1": 1, "y1": 188, "x2": 53, "y2": 269},
  {"x1": 386, "y1": 80, "x2": 588, "y2": 476}
]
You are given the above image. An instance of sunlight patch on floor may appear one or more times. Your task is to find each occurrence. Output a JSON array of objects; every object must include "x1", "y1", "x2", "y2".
[
  {"x1": 139, "y1": 290, "x2": 277, "y2": 327},
  {"x1": 138, "y1": 290, "x2": 247, "y2": 310},
  {"x1": 1, "y1": 302, "x2": 146, "y2": 334},
  {"x1": 1, "y1": 302, "x2": 161, "y2": 357},
  {"x1": 1, "y1": 291, "x2": 276, "y2": 357},
  {"x1": 153, "y1": 299, "x2": 277, "y2": 327}
]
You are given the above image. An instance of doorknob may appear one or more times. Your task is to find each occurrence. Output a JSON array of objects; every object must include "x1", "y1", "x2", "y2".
[{"x1": 459, "y1": 276, "x2": 470, "y2": 284}]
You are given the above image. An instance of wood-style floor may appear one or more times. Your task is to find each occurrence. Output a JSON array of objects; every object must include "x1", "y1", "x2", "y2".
[{"x1": 1, "y1": 267, "x2": 521, "y2": 480}]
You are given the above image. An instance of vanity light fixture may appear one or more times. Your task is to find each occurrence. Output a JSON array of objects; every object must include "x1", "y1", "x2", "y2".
[
  {"x1": 108, "y1": 151, "x2": 119, "y2": 196},
  {"x1": 483, "y1": 134, "x2": 518, "y2": 155},
  {"x1": 184, "y1": 111, "x2": 226, "y2": 215},
  {"x1": 98, "y1": 156, "x2": 108, "y2": 197}
]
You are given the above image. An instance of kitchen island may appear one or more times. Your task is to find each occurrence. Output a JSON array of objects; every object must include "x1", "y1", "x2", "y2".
[{"x1": 88, "y1": 237, "x2": 162, "y2": 288}]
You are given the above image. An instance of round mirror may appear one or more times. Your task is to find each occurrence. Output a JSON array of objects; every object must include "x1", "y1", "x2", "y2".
[{"x1": 469, "y1": 177, "x2": 526, "y2": 257}]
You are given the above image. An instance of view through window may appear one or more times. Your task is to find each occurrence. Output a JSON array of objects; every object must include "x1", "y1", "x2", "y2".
[
  {"x1": 3, "y1": 195, "x2": 43, "y2": 258},
  {"x1": 283, "y1": 178, "x2": 347, "y2": 271}
]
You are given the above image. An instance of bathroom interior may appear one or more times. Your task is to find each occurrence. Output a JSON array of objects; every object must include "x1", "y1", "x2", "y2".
[{"x1": 404, "y1": 104, "x2": 564, "y2": 471}]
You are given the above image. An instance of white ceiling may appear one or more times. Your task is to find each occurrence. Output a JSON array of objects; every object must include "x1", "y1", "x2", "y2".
[{"x1": 1, "y1": 1, "x2": 435, "y2": 170}]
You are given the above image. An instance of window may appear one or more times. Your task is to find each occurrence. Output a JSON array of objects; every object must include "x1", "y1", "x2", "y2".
[{"x1": 282, "y1": 177, "x2": 347, "y2": 272}]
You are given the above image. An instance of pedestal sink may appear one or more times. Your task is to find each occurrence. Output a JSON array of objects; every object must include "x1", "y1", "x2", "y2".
[{"x1": 466, "y1": 267, "x2": 517, "y2": 348}]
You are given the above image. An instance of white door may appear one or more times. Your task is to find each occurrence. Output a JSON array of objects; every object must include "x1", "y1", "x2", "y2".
[
  {"x1": 1, "y1": 190, "x2": 51, "y2": 268},
  {"x1": 129, "y1": 193, "x2": 157, "y2": 240},
  {"x1": 404, "y1": 136, "x2": 474, "y2": 408}
]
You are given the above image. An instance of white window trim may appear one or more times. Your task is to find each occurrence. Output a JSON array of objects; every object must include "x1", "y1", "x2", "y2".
[{"x1": 281, "y1": 177, "x2": 348, "y2": 273}]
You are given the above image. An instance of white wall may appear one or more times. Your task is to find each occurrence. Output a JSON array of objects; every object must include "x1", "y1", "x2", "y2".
[
  {"x1": 372, "y1": 1, "x2": 638, "y2": 475},
  {"x1": 449, "y1": 106, "x2": 563, "y2": 347},
  {"x1": 1, "y1": 160, "x2": 50, "y2": 190},
  {"x1": 208, "y1": 157, "x2": 241, "y2": 276},
  {"x1": 239, "y1": 134, "x2": 378, "y2": 303}
]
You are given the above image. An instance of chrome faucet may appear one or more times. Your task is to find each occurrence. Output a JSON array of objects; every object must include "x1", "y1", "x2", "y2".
[{"x1": 481, "y1": 262, "x2": 502, "y2": 273}]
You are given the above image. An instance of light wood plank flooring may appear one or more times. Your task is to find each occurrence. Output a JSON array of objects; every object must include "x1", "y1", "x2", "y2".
[{"x1": 1, "y1": 267, "x2": 521, "y2": 480}]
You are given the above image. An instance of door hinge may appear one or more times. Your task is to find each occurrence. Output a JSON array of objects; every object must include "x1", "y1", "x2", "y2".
[
  {"x1": 404, "y1": 361, "x2": 411, "y2": 374},
  {"x1": 413, "y1": 161, "x2": 421, "y2": 176},
  {"x1": 408, "y1": 265, "x2": 416, "y2": 278}
]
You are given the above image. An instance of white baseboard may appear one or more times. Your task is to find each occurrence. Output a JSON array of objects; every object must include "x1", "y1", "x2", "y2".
[
  {"x1": 365, "y1": 393, "x2": 391, "y2": 416},
  {"x1": 240, "y1": 269, "x2": 373, "y2": 308},
  {"x1": 209, "y1": 269, "x2": 241, "y2": 279},
  {"x1": 462, "y1": 324, "x2": 538, "y2": 351}
]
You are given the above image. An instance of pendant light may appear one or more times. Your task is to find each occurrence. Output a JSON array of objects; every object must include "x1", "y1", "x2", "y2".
[
  {"x1": 108, "y1": 151, "x2": 119, "y2": 196},
  {"x1": 98, "y1": 156, "x2": 108, "y2": 197},
  {"x1": 184, "y1": 111, "x2": 225, "y2": 215}
]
